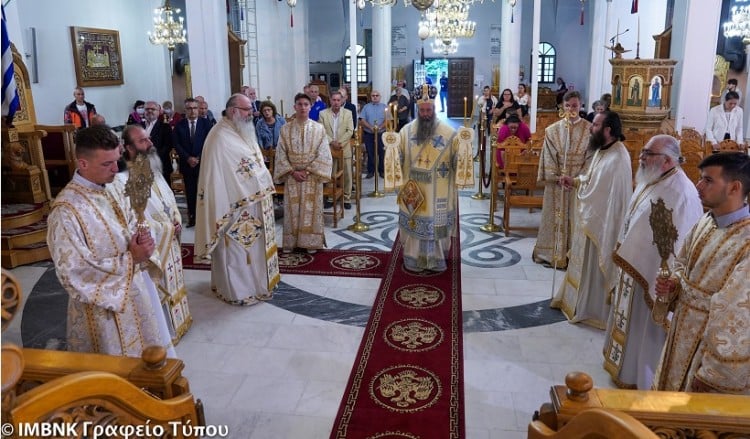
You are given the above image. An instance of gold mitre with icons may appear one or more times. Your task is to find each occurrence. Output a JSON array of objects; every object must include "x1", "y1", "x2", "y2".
[{"x1": 414, "y1": 83, "x2": 438, "y2": 105}]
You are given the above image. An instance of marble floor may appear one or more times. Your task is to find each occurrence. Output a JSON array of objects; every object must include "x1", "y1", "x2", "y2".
[{"x1": 5, "y1": 124, "x2": 617, "y2": 438}]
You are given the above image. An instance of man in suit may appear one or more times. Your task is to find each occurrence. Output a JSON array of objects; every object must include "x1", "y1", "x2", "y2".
[
  {"x1": 319, "y1": 90, "x2": 354, "y2": 209},
  {"x1": 143, "y1": 100, "x2": 174, "y2": 182},
  {"x1": 173, "y1": 98, "x2": 210, "y2": 227},
  {"x1": 241, "y1": 86, "x2": 263, "y2": 123}
]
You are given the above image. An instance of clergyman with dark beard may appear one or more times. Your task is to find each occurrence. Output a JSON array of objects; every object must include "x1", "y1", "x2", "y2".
[
  {"x1": 550, "y1": 111, "x2": 632, "y2": 329},
  {"x1": 383, "y1": 83, "x2": 474, "y2": 273},
  {"x1": 193, "y1": 93, "x2": 281, "y2": 306}
]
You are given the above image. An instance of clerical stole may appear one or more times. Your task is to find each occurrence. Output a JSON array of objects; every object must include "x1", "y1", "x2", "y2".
[{"x1": 533, "y1": 118, "x2": 591, "y2": 267}]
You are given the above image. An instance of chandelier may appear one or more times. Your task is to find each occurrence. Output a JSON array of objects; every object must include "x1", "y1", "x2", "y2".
[
  {"x1": 431, "y1": 38, "x2": 459, "y2": 55},
  {"x1": 724, "y1": 5, "x2": 750, "y2": 45},
  {"x1": 356, "y1": 0, "x2": 492, "y2": 11},
  {"x1": 418, "y1": 0, "x2": 477, "y2": 40},
  {"x1": 148, "y1": 0, "x2": 187, "y2": 52}
]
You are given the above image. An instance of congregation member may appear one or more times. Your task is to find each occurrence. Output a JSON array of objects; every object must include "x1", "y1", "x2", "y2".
[
  {"x1": 173, "y1": 97, "x2": 210, "y2": 227},
  {"x1": 477, "y1": 86, "x2": 498, "y2": 135},
  {"x1": 110, "y1": 125, "x2": 189, "y2": 349},
  {"x1": 384, "y1": 84, "x2": 474, "y2": 273},
  {"x1": 339, "y1": 86, "x2": 358, "y2": 129},
  {"x1": 194, "y1": 93, "x2": 280, "y2": 306},
  {"x1": 439, "y1": 71, "x2": 448, "y2": 111},
  {"x1": 198, "y1": 100, "x2": 217, "y2": 127},
  {"x1": 603, "y1": 135, "x2": 702, "y2": 390},
  {"x1": 162, "y1": 100, "x2": 181, "y2": 127},
  {"x1": 551, "y1": 111, "x2": 632, "y2": 328},
  {"x1": 516, "y1": 83, "x2": 530, "y2": 117},
  {"x1": 705, "y1": 91, "x2": 743, "y2": 149},
  {"x1": 308, "y1": 84, "x2": 327, "y2": 121},
  {"x1": 533, "y1": 91, "x2": 591, "y2": 268},
  {"x1": 241, "y1": 85, "x2": 263, "y2": 122},
  {"x1": 255, "y1": 100, "x2": 286, "y2": 149},
  {"x1": 492, "y1": 88, "x2": 521, "y2": 125},
  {"x1": 63, "y1": 87, "x2": 97, "y2": 128},
  {"x1": 47, "y1": 125, "x2": 165, "y2": 357},
  {"x1": 90, "y1": 114, "x2": 107, "y2": 126},
  {"x1": 496, "y1": 115, "x2": 531, "y2": 169},
  {"x1": 555, "y1": 77, "x2": 568, "y2": 106},
  {"x1": 143, "y1": 100, "x2": 174, "y2": 182},
  {"x1": 389, "y1": 81, "x2": 411, "y2": 131},
  {"x1": 319, "y1": 90, "x2": 354, "y2": 210},
  {"x1": 585, "y1": 100, "x2": 607, "y2": 123},
  {"x1": 126, "y1": 99, "x2": 146, "y2": 126},
  {"x1": 654, "y1": 152, "x2": 750, "y2": 394},
  {"x1": 274, "y1": 92, "x2": 333, "y2": 253},
  {"x1": 720, "y1": 78, "x2": 742, "y2": 105},
  {"x1": 358, "y1": 89, "x2": 387, "y2": 179}
]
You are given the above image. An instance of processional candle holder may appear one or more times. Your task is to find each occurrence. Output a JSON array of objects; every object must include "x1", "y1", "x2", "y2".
[
  {"x1": 471, "y1": 103, "x2": 489, "y2": 200},
  {"x1": 480, "y1": 135, "x2": 502, "y2": 232},
  {"x1": 649, "y1": 197, "x2": 679, "y2": 324},
  {"x1": 368, "y1": 122, "x2": 385, "y2": 198},
  {"x1": 348, "y1": 125, "x2": 370, "y2": 232},
  {"x1": 124, "y1": 153, "x2": 154, "y2": 265}
]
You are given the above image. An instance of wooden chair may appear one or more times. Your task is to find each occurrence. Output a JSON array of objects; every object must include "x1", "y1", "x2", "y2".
[
  {"x1": 494, "y1": 136, "x2": 528, "y2": 200},
  {"x1": 169, "y1": 149, "x2": 185, "y2": 193},
  {"x1": 528, "y1": 408, "x2": 658, "y2": 439},
  {"x1": 718, "y1": 138, "x2": 743, "y2": 152},
  {"x1": 680, "y1": 139, "x2": 704, "y2": 185},
  {"x1": 35, "y1": 124, "x2": 76, "y2": 197},
  {"x1": 502, "y1": 160, "x2": 544, "y2": 237},
  {"x1": 261, "y1": 148, "x2": 285, "y2": 196},
  {"x1": 323, "y1": 148, "x2": 345, "y2": 227}
]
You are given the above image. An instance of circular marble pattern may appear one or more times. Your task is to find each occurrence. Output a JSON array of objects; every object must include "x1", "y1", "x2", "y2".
[
  {"x1": 393, "y1": 284, "x2": 445, "y2": 310},
  {"x1": 330, "y1": 253, "x2": 382, "y2": 272},
  {"x1": 383, "y1": 318, "x2": 443, "y2": 352},
  {"x1": 369, "y1": 364, "x2": 442, "y2": 413},
  {"x1": 277, "y1": 252, "x2": 313, "y2": 268}
]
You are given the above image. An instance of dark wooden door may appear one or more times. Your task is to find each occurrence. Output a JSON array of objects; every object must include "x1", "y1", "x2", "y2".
[{"x1": 447, "y1": 58, "x2": 474, "y2": 118}]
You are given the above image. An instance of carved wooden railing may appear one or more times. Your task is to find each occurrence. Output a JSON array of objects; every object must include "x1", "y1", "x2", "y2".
[{"x1": 533, "y1": 372, "x2": 750, "y2": 438}]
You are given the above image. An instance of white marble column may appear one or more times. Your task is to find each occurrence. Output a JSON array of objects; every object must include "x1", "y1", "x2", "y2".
[
  {"x1": 372, "y1": 6, "x2": 392, "y2": 100},
  {"x1": 185, "y1": 0, "x2": 231, "y2": 111},
  {"x1": 349, "y1": 1, "x2": 358, "y2": 104},
  {"x1": 671, "y1": 0, "x2": 721, "y2": 134},
  {"x1": 587, "y1": 0, "x2": 611, "y2": 110},
  {"x1": 529, "y1": 0, "x2": 541, "y2": 133},
  {"x1": 500, "y1": 1, "x2": 521, "y2": 93},
  {"x1": 744, "y1": 45, "x2": 750, "y2": 143}
]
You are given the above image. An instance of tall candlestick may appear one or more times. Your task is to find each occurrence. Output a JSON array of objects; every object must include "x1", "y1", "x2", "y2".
[
  {"x1": 463, "y1": 96, "x2": 467, "y2": 124},
  {"x1": 637, "y1": 16, "x2": 640, "y2": 44},
  {"x1": 616, "y1": 19, "x2": 620, "y2": 44},
  {"x1": 636, "y1": 15, "x2": 641, "y2": 59},
  {"x1": 280, "y1": 99, "x2": 284, "y2": 117}
]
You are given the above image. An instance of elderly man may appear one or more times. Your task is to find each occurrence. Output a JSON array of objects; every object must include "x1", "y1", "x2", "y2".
[
  {"x1": 603, "y1": 135, "x2": 703, "y2": 389},
  {"x1": 47, "y1": 125, "x2": 164, "y2": 357},
  {"x1": 275, "y1": 93, "x2": 333, "y2": 253},
  {"x1": 173, "y1": 98, "x2": 211, "y2": 227},
  {"x1": 359, "y1": 90, "x2": 387, "y2": 179},
  {"x1": 109, "y1": 125, "x2": 191, "y2": 350},
  {"x1": 319, "y1": 90, "x2": 354, "y2": 209},
  {"x1": 308, "y1": 84, "x2": 327, "y2": 121},
  {"x1": 551, "y1": 111, "x2": 632, "y2": 328},
  {"x1": 63, "y1": 87, "x2": 97, "y2": 128},
  {"x1": 241, "y1": 86, "x2": 263, "y2": 122},
  {"x1": 534, "y1": 91, "x2": 592, "y2": 269},
  {"x1": 384, "y1": 84, "x2": 474, "y2": 273},
  {"x1": 653, "y1": 152, "x2": 750, "y2": 394},
  {"x1": 143, "y1": 100, "x2": 174, "y2": 182},
  {"x1": 194, "y1": 93, "x2": 280, "y2": 306}
]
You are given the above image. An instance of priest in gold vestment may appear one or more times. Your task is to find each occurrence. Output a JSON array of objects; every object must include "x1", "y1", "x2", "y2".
[
  {"x1": 275, "y1": 92, "x2": 333, "y2": 252},
  {"x1": 551, "y1": 112, "x2": 632, "y2": 329},
  {"x1": 533, "y1": 91, "x2": 591, "y2": 269},
  {"x1": 654, "y1": 152, "x2": 750, "y2": 394},
  {"x1": 384, "y1": 84, "x2": 474, "y2": 272},
  {"x1": 48, "y1": 125, "x2": 167, "y2": 357},
  {"x1": 195, "y1": 94, "x2": 280, "y2": 306},
  {"x1": 603, "y1": 135, "x2": 702, "y2": 389}
]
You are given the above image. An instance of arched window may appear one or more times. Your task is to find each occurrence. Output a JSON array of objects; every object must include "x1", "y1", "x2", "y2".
[
  {"x1": 344, "y1": 45, "x2": 368, "y2": 83},
  {"x1": 537, "y1": 42, "x2": 556, "y2": 84}
]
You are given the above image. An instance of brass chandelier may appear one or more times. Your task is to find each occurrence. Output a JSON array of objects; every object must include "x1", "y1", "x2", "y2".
[{"x1": 147, "y1": 0, "x2": 187, "y2": 52}]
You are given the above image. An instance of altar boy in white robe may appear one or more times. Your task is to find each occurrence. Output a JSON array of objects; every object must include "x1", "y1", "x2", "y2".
[{"x1": 48, "y1": 125, "x2": 167, "y2": 357}]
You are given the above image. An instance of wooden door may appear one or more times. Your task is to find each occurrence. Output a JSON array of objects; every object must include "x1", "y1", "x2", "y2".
[{"x1": 447, "y1": 58, "x2": 474, "y2": 118}]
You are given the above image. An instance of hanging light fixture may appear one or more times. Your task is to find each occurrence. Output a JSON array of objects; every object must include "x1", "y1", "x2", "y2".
[
  {"x1": 357, "y1": 0, "x2": 492, "y2": 11},
  {"x1": 724, "y1": 5, "x2": 750, "y2": 44},
  {"x1": 431, "y1": 38, "x2": 459, "y2": 56},
  {"x1": 419, "y1": 0, "x2": 477, "y2": 40},
  {"x1": 147, "y1": 0, "x2": 187, "y2": 52}
]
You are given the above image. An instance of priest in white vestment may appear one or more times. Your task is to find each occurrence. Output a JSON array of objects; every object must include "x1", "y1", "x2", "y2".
[
  {"x1": 48, "y1": 125, "x2": 166, "y2": 357},
  {"x1": 534, "y1": 91, "x2": 592, "y2": 269},
  {"x1": 383, "y1": 84, "x2": 474, "y2": 273},
  {"x1": 551, "y1": 112, "x2": 632, "y2": 329},
  {"x1": 194, "y1": 94, "x2": 281, "y2": 306},
  {"x1": 654, "y1": 152, "x2": 750, "y2": 394},
  {"x1": 275, "y1": 92, "x2": 333, "y2": 252},
  {"x1": 603, "y1": 135, "x2": 702, "y2": 389}
]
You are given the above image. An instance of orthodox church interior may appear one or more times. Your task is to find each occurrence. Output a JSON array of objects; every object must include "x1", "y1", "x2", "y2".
[{"x1": 2, "y1": 0, "x2": 749, "y2": 438}]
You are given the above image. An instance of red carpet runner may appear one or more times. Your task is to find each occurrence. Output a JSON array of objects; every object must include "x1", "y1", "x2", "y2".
[
  {"x1": 331, "y1": 235, "x2": 464, "y2": 438},
  {"x1": 181, "y1": 244, "x2": 388, "y2": 278}
]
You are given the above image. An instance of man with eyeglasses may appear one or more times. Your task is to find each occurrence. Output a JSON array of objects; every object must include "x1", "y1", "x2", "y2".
[
  {"x1": 552, "y1": 111, "x2": 632, "y2": 329},
  {"x1": 194, "y1": 93, "x2": 280, "y2": 306},
  {"x1": 173, "y1": 97, "x2": 211, "y2": 227},
  {"x1": 359, "y1": 90, "x2": 387, "y2": 179},
  {"x1": 603, "y1": 135, "x2": 702, "y2": 390},
  {"x1": 143, "y1": 100, "x2": 174, "y2": 182}
]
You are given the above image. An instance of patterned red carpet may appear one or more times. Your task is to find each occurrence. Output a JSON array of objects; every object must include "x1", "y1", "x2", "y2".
[
  {"x1": 331, "y1": 234, "x2": 464, "y2": 438},
  {"x1": 181, "y1": 244, "x2": 388, "y2": 278}
]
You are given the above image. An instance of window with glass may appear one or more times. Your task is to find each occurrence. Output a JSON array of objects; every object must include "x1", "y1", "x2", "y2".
[
  {"x1": 537, "y1": 42, "x2": 556, "y2": 84},
  {"x1": 344, "y1": 45, "x2": 368, "y2": 83}
]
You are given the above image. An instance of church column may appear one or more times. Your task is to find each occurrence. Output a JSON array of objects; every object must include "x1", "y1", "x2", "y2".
[
  {"x1": 500, "y1": 1, "x2": 521, "y2": 93},
  {"x1": 185, "y1": 0, "x2": 231, "y2": 110},
  {"x1": 671, "y1": 0, "x2": 721, "y2": 134},
  {"x1": 529, "y1": 0, "x2": 541, "y2": 133},
  {"x1": 349, "y1": 1, "x2": 358, "y2": 105},
  {"x1": 587, "y1": 0, "x2": 612, "y2": 110},
  {"x1": 744, "y1": 46, "x2": 750, "y2": 142},
  {"x1": 372, "y1": 6, "x2": 392, "y2": 101}
]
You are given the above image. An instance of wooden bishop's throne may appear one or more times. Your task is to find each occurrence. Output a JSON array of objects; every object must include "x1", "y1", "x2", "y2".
[{"x1": 2, "y1": 43, "x2": 77, "y2": 268}]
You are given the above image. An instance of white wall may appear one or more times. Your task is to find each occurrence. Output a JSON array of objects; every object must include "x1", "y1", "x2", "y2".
[{"x1": 10, "y1": 0, "x2": 172, "y2": 126}]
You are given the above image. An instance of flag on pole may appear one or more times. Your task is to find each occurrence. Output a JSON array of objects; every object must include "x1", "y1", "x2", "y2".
[
  {"x1": 2, "y1": 5, "x2": 20, "y2": 123},
  {"x1": 631, "y1": 0, "x2": 638, "y2": 14}
]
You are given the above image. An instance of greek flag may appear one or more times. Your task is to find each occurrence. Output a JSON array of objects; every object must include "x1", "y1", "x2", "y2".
[{"x1": 2, "y1": 5, "x2": 20, "y2": 122}]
